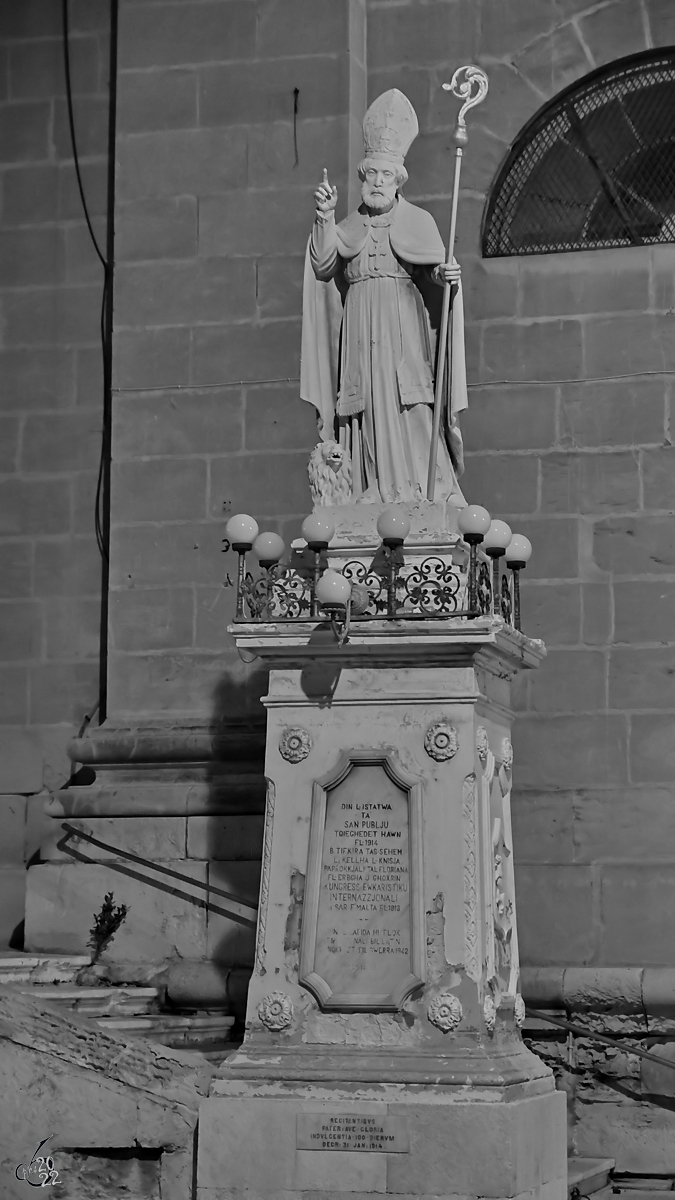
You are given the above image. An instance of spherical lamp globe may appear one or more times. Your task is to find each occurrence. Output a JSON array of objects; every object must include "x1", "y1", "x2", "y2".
[
  {"x1": 483, "y1": 519, "x2": 512, "y2": 557},
  {"x1": 376, "y1": 507, "x2": 411, "y2": 547},
  {"x1": 505, "y1": 535, "x2": 532, "y2": 569},
  {"x1": 315, "y1": 569, "x2": 352, "y2": 610},
  {"x1": 457, "y1": 504, "x2": 491, "y2": 544},
  {"x1": 301, "y1": 513, "x2": 336, "y2": 551},
  {"x1": 225, "y1": 513, "x2": 259, "y2": 550},
  {"x1": 253, "y1": 532, "x2": 285, "y2": 566}
]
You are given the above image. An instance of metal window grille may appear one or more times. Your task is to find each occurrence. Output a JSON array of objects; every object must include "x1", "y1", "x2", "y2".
[{"x1": 483, "y1": 49, "x2": 675, "y2": 257}]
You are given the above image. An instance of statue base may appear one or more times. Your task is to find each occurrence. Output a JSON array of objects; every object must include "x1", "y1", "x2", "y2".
[
  {"x1": 291, "y1": 499, "x2": 470, "y2": 620},
  {"x1": 311, "y1": 498, "x2": 462, "y2": 549},
  {"x1": 197, "y1": 613, "x2": 567, "y2": 1199},
  {"x1": 198, "y1": 1077, "x2": 565, "y2": 1200}
]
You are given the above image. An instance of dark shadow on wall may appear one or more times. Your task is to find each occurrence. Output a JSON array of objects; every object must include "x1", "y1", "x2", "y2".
[{"x1": 204, "y1": 670, "x2": 269, "y2": 1023}]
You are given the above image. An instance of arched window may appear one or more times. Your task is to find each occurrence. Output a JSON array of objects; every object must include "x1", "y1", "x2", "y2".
[{"x1": 483, "y1": 49, "x2": 675, "y2": 257}]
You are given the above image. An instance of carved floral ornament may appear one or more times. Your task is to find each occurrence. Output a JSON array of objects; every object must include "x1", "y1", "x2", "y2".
[
  {"x1": 476, "y1": 726, "x2": 489, "y2": 764},
  {"x1": 514, "y1": 993, "x2": 525, "y2": 1028},
  {"x1": 501, "y1": 738, "x2": 513, "y2": 770},
  {"x1": 257, "y1": 991, "x2": 294, "y2": 1031},
  {"x1": 483, "y1": 995, "x2": 497, "y2": 1032},
  {"x1": 279, "y1": 726, "x2": 312, "y2": 763},
  {"x1": 424, "y1": 720, "x2": 459, "y2": 762},
  {"x1": 427, "y1": 992, "x2": 463, "y2": 1032}
]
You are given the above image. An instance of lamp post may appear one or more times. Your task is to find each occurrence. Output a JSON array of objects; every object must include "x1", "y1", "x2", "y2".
[
  {"x1": 301, "y1": 513, "x2": 336, "y2": 618},
  {"x1": 457, "y1": 505, "x2": 491, "y2": 617},
  {"x1": 315, "y1": 569, "x2": 352, "y2": 645},
  {"x1": 376, "y1": 508, "x2": 411, "y2": 618},
  {"x1": 253, "y1": 532, "x2": 286, "y2": 620},
  {"x1": 483, "y1": 520, "x2": 512, "y2": 619},
  {"x1": 225, "y1": 514, "x2": 259, "y2": 618},
  {"x1": 505, "y1": 535, "x2": 532, "y2": 632}
]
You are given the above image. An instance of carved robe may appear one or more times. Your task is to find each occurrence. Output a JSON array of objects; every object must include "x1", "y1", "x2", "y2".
[{"x1": 300, "y1": 195, "x2": 468, "y2": 504}]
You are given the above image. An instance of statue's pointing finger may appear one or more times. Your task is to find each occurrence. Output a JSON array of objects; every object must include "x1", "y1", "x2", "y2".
[{"x1": 314, "y1": 167, "x2": 338, "y2": 213}]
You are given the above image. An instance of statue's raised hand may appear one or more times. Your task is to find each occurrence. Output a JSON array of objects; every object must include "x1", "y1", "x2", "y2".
[{"x1": 314, "y1": 168, "x2": 337, "y2": 215}]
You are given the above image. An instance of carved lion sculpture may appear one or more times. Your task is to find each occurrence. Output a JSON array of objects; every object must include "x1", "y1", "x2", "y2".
[{"x1": 307, "y1": 440, "x2": 352, "y2": 506}]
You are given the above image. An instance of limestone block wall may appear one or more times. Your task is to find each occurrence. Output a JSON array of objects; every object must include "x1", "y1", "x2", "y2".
[
  {"x1": 0, "y1": 0, "x2": 111, "y2": 944},
  {"x1": 109, "y1": 0, "x2": 366, "y2": 720},
  {"x1": 469, "y1": 245, "x2": 675, "y2": 971},
  {"x1": 4, "y1": 0, "x2": 674, "y2": 983},
  {"x1": 369, "y1": 0, "x2": 675, "y2": 969}
]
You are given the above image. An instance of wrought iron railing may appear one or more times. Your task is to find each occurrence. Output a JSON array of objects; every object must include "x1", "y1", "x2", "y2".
[{"x1": 224, "y1": 544, "x2": 525, "y2": 632}]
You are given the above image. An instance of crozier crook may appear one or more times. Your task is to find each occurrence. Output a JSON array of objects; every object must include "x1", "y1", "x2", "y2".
[{"x1": 426, "y1": 65, "x2": 489, "y2": 502}]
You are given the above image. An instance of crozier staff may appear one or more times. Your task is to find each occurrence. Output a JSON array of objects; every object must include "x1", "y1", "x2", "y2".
[
  {"x1": 300, "y1": 88, "x2": 469, "y2": 506},
  {"x1": 426, "y1": 64, "x2": 489, "y2": 501}
]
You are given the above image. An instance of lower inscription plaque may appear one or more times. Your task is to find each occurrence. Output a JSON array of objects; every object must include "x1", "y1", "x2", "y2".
[
  {"x1": 300, "y1": 750, "x2": 424, "y2": 1010},
  {"x1": 297, "y1": 1114, "x2": 409, "y2": 1152}
]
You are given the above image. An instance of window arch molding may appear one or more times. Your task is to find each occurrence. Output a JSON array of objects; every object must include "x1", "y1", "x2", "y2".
[{"x1": 482, "y1": 47, "x2": 675, "y2": 258}]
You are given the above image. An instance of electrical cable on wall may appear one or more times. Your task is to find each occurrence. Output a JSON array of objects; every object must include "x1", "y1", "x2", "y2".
[
  {"x1": 62, "y1": 0, "x2": 109, "y2": 560},
  {"x1": 61, "y1": 0, "x2": 118, "y2": 722},
  {"x1": 110, "y1": 367, "x2": 675, "y2": 395}
]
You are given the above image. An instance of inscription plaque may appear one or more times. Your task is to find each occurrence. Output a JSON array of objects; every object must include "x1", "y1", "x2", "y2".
[
  {"x1": 300, "y1": 750, "x2": 424, "y2": 1010},
  {"x1": 297, "y1": 1114, "x2": 409, "y2": 1152}
]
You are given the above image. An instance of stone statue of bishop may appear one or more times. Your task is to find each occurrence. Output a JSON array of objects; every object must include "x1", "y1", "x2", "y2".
[{"x1": 300, "y1": 88, "x2": 468, "y2": 506}]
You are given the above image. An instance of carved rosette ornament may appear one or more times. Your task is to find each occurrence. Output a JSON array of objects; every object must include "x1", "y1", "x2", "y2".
[
  {"x1": 476, "y1": 726, "x2": 489, "y2": 765},
  {"x1": 257, "y1": 991, "x2": 293, "y2": 1031},
  {"x1": 501, "y1": 738, "x2": 513, "y2": 770},
  {"x1": 279, "y1": 727, "x2": 312, "y2": 764},
  {"x1": 514, "y1": 993, "x2": 526, "y2": 1028},
  {"x1": 427, "y1": 992, "x2": 463, "y2": 1032},
  {"x1": 483, "y1": 995, "x2": 497, "y2": 1032},
  {"x1": 424, "y1": 720, "x2": 459, "y2": 762}
]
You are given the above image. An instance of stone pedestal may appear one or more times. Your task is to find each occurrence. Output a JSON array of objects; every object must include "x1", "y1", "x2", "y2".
[{"x1": 198, "y1": 610, "x2": 567, "y2": 1199}]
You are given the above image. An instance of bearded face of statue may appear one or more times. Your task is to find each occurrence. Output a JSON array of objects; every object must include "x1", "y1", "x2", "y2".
[{"x1": 360, "y1": 159, "x2": 399, "y2": 212}]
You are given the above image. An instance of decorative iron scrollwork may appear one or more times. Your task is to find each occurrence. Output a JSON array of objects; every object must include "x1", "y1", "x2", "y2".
[
  {"x1": 342, "y1": 560, "x2": 386, "y2": 616},
  {"x1": 225, "y1": 565, "x2": 312, "y2": 621},
  {"x1": 501, "y1": 574, "x2": 513, "y2": 624},
  {"x1": 477, "y1": 560, "x2": 492, "y2": 615},
  {"x1": 403, "y1": 556, "x2": 462, "y2": 615}
]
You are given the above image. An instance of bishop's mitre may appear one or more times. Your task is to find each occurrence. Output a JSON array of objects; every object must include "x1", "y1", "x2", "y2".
[{"x1": 362, "y1": 88, "x2": 419, "y2": 166}]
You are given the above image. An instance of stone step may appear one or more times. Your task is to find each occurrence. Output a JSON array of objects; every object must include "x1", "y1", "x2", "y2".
[
  {"x1": 568, "y1": 1158, "x2": 616, "y2": 1198},
  {"x1": 49, "y1": 776, "x2": 267, "y2": 818},
  {"x1": 608, "y1": 1192, "x2": 675, "y2": 1199},
  {"x1": 1, "y1": 965, "x2": 237, "y2": 1056},
  {"x1": 69, "y1": 721, "x2": 266, "y2": 771},
  {"x1": 16, "y1": 985, "x2": 160, "y2": 1016},
  {"x1": 611, "y1": 1179, "x2": 675, "y2": 1193},
  {"x1": 570, "y1": 1176, "x2": 675, "y2": 1200},
  {"x1": 96, "y1": 1011, "x2": 236, "y2": 1054},
  {"x1": 0, "y1": 953, "x2": 90, "y2": 984}
]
